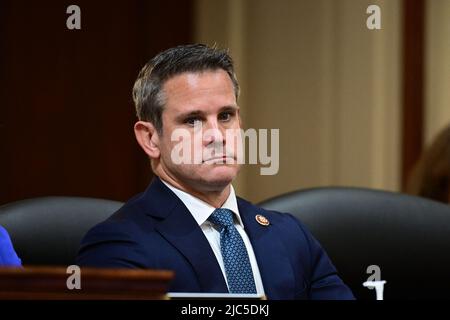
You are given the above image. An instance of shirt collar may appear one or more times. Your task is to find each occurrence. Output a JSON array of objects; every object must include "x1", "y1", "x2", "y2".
[{"x1": 160, "y1": 179, "x2": 243, "y2": 228}]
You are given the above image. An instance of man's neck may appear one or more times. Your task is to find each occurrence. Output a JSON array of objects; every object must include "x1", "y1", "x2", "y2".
[{"x1": 156, "y1": 172, "x2": 231, "y2": 208}]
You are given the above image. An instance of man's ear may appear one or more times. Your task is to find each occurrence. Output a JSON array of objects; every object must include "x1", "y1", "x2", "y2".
[{"x1": 134, "y1": 121, "x2": 161, "y2": 159}]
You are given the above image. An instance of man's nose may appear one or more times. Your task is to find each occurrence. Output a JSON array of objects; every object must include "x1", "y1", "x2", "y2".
[{"x1": 203, "y1": 119, "x2": 225, "y2": 146}]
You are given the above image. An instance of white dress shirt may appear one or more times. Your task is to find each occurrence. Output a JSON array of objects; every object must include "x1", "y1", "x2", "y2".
[{"x1": 161, "y1": 179, "x2": 265, "y2": 295}]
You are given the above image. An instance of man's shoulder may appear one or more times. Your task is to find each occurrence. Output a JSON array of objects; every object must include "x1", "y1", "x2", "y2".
[
  {"x1": 237, "y1": 196, "x2": 296, "y2": 218},
  {"x1": 80, "y1": 191, "x2": 162, "y2": 243},
  {"x1": 77, "y1": 190, "x2": 169, "y2": 266},
  {"x1": 237, "y1": 196, "x2": 307, "y2": 233}
]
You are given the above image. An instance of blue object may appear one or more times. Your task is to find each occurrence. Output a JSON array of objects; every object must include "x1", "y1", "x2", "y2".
[
  {"x1": 208, "y1": 208, "x2": 256, "y2": 294},
  {"x1": 77, "y1": 177, "x2": 354, "y2": 300},
  {"x1": 0, "y1": 225, "x2": 22, "y2": 266}
]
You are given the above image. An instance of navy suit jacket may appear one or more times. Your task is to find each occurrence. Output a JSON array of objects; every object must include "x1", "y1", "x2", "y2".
[{"x1": 77, "y1": 177, "x2": 354, "y2": 300}]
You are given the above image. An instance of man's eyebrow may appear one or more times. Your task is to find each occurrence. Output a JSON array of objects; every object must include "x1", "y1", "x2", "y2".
[
  {"x1": 175, "y1": 110, "x2": 205, "y2": 122},
  {"x1": 219, "y1": 105, "x2": 239, "y2": 112}
]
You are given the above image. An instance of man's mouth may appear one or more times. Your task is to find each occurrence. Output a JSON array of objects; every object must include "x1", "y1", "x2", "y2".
[{"x1": 203, "y1": 155, "x2": 236, "y2": 164}]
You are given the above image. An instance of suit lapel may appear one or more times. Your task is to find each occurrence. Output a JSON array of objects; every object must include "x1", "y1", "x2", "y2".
[
  {"x1": 238, "y1": 199, "x2": 296, "y2": 299},
  {"x1": 140, "y1": 178, "x2": 295, "y2": 297},
  {"x1": 142, "y1": 178, "x2": 228, "y2": 293}
]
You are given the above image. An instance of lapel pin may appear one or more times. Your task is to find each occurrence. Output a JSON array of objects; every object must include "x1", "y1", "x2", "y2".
[{"x1": 255, "y1": 214, "x2": 270, "y2": 226}]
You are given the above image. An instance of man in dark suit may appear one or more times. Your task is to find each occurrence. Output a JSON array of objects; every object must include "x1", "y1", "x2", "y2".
[{"x1": 77, "y1": 44, "x2": 354, "y2": 299}]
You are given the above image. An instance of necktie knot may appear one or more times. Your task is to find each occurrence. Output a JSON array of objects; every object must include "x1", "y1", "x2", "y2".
[{"x1": 208, "y1": 208, "x2": 234, "y2": 229}]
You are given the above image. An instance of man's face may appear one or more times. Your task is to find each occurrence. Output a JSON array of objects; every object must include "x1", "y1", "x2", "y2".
[{"x1": 157, "y1": 69, "x2": 241, "y2": 192}]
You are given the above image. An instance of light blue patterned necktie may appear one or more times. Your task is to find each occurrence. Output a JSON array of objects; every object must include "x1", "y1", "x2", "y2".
[{"x1": 208, "y1": 208, "x2": 257, "y2": 294}]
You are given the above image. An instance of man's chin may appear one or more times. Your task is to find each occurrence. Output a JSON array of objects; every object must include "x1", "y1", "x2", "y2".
[
  {"x1": 197, "y1": 167, "x2": 237, "y2": 189},
  {"x1": 207, "y1": 163, "x2": 238, "y2": 175}
]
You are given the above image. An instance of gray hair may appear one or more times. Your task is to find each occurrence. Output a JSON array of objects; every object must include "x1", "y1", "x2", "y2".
[{"x1": 132, "y1": 44, "x2": 240, "y2": 134}]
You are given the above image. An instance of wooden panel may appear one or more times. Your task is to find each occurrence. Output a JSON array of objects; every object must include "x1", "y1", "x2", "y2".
[
  {"x1": 0, "y1": 267, "x2": 173, "y2": 299},
  {"x1": 0, "y1": 1, "x2": 193, "y2": 203},
  {"x1": 401, "y1": 0, "x2": 425, "y2": 189}
]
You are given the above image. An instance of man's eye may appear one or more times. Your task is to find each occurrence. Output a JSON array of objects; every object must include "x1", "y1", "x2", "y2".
[
  {"x1": 185, "y1": 117, "x2": 202, "y2": 126},
  {"x1": 218, "y1": 112, "x2": 233, "y2": 121}
]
